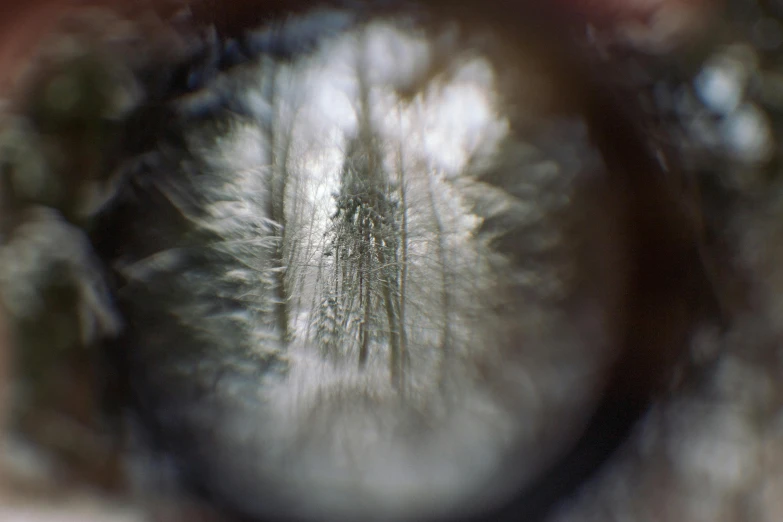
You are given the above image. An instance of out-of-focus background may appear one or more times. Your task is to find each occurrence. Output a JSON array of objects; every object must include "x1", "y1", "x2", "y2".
[{"x1": 2, "y1": 0, "x2": 783, "y2": 521}]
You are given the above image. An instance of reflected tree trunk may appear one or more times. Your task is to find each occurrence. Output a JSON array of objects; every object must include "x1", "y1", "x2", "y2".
[
  {"x1": 269, "y1": 159, "x2": 291, "y2": 345},
  {"x1": 359, "y1": 222, "x2": 370, "y2": 369},
  {"x1": 261, "y1": 58, "x2": 298, "y2": 345},
  {"x1": 426, "y1": 167, "x2": 453, "y2": 385},
  {"x1": 377, "y1": 246, "x2": 402, "y2": 390},
  {"x1": 396, "y1": 105, "x2": 409, "y2": 395}
]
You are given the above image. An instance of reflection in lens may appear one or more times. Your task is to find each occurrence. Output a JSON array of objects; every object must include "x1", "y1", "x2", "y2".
[{"x1": 94, "y1": 13, "x2": 628, "y2": 522}]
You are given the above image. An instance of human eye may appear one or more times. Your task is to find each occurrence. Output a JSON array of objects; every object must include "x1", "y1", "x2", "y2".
[{"x1": 1, "y1": 1, "x2": 780, "y2": 522}]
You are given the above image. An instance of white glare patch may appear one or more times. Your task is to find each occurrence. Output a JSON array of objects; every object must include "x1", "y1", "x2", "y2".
[
  {"x1": 364, "y1": 22, "x2": 431, "y2": 92},
  {"x1": 722, "y1": 104, "x2": 773, "y2": 163},
  {"x1": 423, "y1": 80, "x2": 498, "y2": 173},
  {"x1": 695, "y1": 58, "x2": 746, "y2": 115}
]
